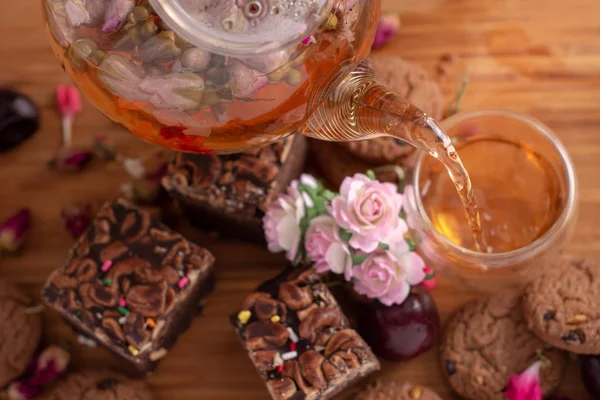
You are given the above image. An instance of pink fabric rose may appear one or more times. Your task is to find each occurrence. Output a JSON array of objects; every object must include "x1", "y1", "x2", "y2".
[
  {"x1": 305, "y1": 215, "x2": 353, "y2": 280},
  {"x1": 263, "y1": 174, "x2": 318, "y2": 262},
  {"x1": 505, "y1": 361, "x2": 543, "y2": 400},
  {"x1": 263, "y1": 184, "x2": 305, "y2": 263},
  {"x1": 330, "y1": 173, "x2": 403, "y2": 253},
  {"x1": 351, "y1": 249, "x2": 426, "y2": 306}
]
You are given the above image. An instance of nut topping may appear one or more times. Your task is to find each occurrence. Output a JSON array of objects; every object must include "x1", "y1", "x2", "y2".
[
  {"x1": 124, "y1": 313, "x2": 151, "y2": 349},
  {"x1": 298, "y1": 350, "x2": 327, "y2": 389},
  {"x1": 254, "y1": 297, "x2": 287, "y2": 321},
  {"x1": 241, "y1": 292, "x2": 273, "y2": 311},
  {"x1": 99, "y1": 240, "x2": 128, "y2": 261},
  {"x1": 325, "y1": 330, "x2": 362, "y2": 357},
  {"x1": 299, "y1": 307, "x2": 342, "y2": 342},
  {"x1": 297, "y1": 304, "x2": 318, "y2": 322},
  {"x1": 322, "y1": 353, "x2": 348, "y2": 382},
  {"x1": 250, "y1": 350, "x2": 279, "y2": 370},
  {"x1": 283, "y1": 360, "x2": 317, "y2": 396},
  {"x1": 89, "y1": 285, "x2": 119, "y2": 307},
  {"x1": 125, "y1": 281, "x2": 168, "y2": 317},
  {"x1": 279, "y1": 282, "x2": 312, "y2": 310},
  {"x1": 266, "y1": 378, "x2": 297, "y2": 399},
  {"x1": 245, "y1": 321, "x2": 289, "y2": 350}
]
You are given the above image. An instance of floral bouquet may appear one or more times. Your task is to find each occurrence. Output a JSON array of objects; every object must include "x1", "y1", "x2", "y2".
[{"x1": 263, "y1": 171, "x2": 435, "y2": 307}]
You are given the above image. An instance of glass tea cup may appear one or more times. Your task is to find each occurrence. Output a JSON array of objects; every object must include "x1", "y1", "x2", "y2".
[{"x1": 403, "y1": 110, "x2": 579, "y2": 290}]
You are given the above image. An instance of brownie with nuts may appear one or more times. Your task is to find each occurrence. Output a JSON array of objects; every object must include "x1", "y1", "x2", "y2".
[
  {"x1": 162, "y1": 134, "x2": 307, "y2": 242},
  {"x1": 41, "y1": 199, "x2": 216, "y2": 373},
  {"x1": 231, "y1": 268, "x2": 380, "y2": 400}
]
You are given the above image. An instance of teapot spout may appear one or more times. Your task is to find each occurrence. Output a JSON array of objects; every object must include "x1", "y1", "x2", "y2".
[{"x1": 300, "y1": 58, "x2": 452, "y2": 157}]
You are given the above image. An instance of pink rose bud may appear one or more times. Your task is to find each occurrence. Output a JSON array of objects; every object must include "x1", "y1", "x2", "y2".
[
  {"x1": 7, "y1": 346, "x2": 70, "y2": 400},
  {"x1": 421, "y1": 278, "x2": 437, "y2": 290},
  {"x1": 505, "y1": 361, "x2": 543, "y2": 400},
  {"x1": 421, "y1": 265, "x2": 437, "y2": 289},
  {"x1": 0, "y1": 209, "x2": 31, "y2": 254},
  {"x1": 61, "y1": 203, "x2": 92, "y2": 238},
  {"x1": 49, "y1": 146, "x2": 93, "y2": 173},
  {"x1": 56, "y1": 84, "x2": 82, "y2": 145},
  {"x1": 29, "y1": 345, "x2": 71, "y2": 386},
  {"x1": 301, "y1": 36, "x2": 316, "y2": 46},
  {"x1": 372, "y1": 14, "x2": 401, "y2": 50},
  {"x1": 8, "y1": 382, "x2": 39, "y2": 400},
  {"x1": 229, "y1": 61, "x2": 270, "y2": 98},
  {"x1": 102, "y1": 0, "x2": 135, "y2": 32}
]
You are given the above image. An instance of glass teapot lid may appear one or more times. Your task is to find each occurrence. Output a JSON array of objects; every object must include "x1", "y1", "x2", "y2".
[{"x1": 149, "y1": 0, "x2": 338, "y2": 56}]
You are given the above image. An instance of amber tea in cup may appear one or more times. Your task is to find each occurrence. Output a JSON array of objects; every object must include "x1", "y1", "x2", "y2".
[{"x1": 403, "y1": 110, "x2": 578, "y2": 290}]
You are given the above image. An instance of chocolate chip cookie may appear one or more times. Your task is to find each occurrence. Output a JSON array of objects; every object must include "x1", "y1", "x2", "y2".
[
  {"x1": 0, "y1": 278, "x2": 42, "y2": 387},
  {"x1": 354, "y1": 380, "x2": 442, "y2": 400},
  {"x1": 522, "y1": 258, "x2": 600, "y2": 354},
  {"x1": 440, "y1": 291, "x2": 566, "y2": 400},
  {"x1": 42, "y1": 369, "x2": 153, "y2": 400}
]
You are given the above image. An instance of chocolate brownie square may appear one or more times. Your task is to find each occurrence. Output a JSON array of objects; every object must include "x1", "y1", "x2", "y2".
[
  {"x1": 162, "y1": 134, "x2": 307, "y2": 242},
  {"x1": 231, "y1": 268, "x2": 380, "y2": 400},
  {"x1": 42, "y1": 199, "x2": 215, "y2": 373}
]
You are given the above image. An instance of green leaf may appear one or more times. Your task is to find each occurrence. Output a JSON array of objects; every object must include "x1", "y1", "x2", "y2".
[
  {"x1": 378, "y1": 243, "x2": 389, "y2": 250},
  {"x1": 315, "y1": 180, "x2": 325, "y2": 192},
  {"x1": 321, "y1": 189, "x2": 337, "y2": 201},
  {"x1": 298, "y1": 183, "x2": 318, "y2": 197},
  {"x1": 406, "y1": 237, "x2": 416, "y2": 252},
  {"x1": 293, "y1": 238, "x2": 305, "y2": 266},
  {"x1": 352, "y1": 254, "x2": 368, "y2": 265},
  {"x1": 314, "y1": 197, "x2": 327, "y2": 215},
  {"x1": 399, "y1": 209, "x2": 407, "y2": 219},
  {"x1": 339, "y1": 230, "x2": 352, "y2": 243},
  {"x1": 366, "y1": 170, "x2": 376, "y2": 180}
]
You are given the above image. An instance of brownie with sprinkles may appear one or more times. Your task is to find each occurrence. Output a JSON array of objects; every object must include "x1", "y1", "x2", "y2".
[
  {"x1": 161, "y1": 134, "x2": 307, "y2": 242},
  {"x1": 41, "y1": 199, "x2": 216, "y2": 373},
  {"x1": 231, "y1": 268, "x2": 380, "y2": 400}
]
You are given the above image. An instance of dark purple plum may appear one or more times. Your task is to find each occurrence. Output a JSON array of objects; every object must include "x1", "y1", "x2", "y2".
[
  {"x1": 580, "y1": 354, "x2": 600, "y2": 398},
  {"x1": 0, "y1": 89, "x2": 40, "y2": 152},
  {"x1": 357, "y1": 291, "x2": 440, "y2": 362}
]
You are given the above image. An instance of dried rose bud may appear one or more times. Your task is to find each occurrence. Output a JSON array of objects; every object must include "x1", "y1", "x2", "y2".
[
  {"x1": 61, "y1": 203, "x2": 92, "y2": 238},
  {"x1": 8, "y1": 381, "x2": 39, "y2": 400},
  {"x1": 229, "y1": 60, "x2": 269, "y2": 97},
  {"x1": 56, "y1": 84, "x2": 82, "y2": 146},
  {"x1": 0, "y1": 209, "x2": 30, "y2": 254},
  {"x1": 29, "y1": 345, "x2": 71, "y2": 385},
  {"x1": 7, "y1": 345, "x2": 70, "y2": 400},
  {"x1": 420, "y1": 266, "x2": 437, "y2": 290},
  {"x1": 92, "y1": 135, "x2": 118, "y2": 161},
  {"x1": 102, "y1": 0, "x2": 135, "y2": 32},
  {"x1": 505, "y1": 361, "x2": 543, "y2": 400},
  {"x1": 49, "y1": 146, "x2": 93, "y2": 173},
  {"x1": 372, "y1": 14, "x2": 401, "y2": 50}
]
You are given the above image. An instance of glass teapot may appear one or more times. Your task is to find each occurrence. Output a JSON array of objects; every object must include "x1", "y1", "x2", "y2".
[{"x1": 42, "y1": 0, "x2": 447, "y2": 156}]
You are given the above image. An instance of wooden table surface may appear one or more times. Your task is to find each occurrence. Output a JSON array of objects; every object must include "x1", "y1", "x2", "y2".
[{"x1": 1, "y1": 0, "x2": 600, "y2": 398}]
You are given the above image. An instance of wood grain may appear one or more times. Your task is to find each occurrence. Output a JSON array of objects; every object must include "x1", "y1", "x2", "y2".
[{"x1": 1, "y1": 0, "x2": 599, "y2": 398}]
